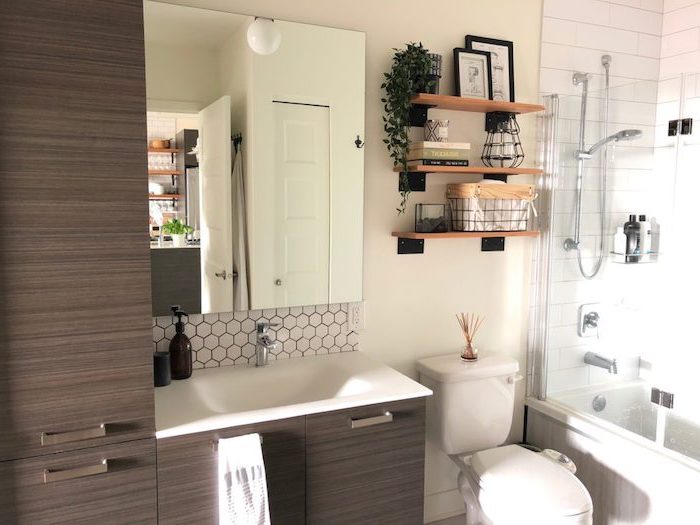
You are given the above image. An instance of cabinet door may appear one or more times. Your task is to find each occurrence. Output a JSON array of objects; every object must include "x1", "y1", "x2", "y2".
[
  {"x1": 0, "y1": 0, "x2": 154, "y2": 461},
  {"x1": 306, "y1": 398, "x2": 426, "y2": 525},
  {"x1": 157, "y1": 416, "x2": 305, "y2": 525},
  {"x1": 0, "y1": 438, "x2": 157, "y2": 524}
]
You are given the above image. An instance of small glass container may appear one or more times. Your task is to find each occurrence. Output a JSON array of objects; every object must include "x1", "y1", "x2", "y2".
[
  {"x1": 461, "y1": 343, "x2": 478, "y2": 362},
  {"x1": 415, "y1": 204, "x2": 448, "y2": 233}
]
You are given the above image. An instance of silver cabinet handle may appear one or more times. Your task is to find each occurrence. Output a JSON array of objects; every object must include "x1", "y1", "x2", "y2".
[
  {"x1": 41, "y1": 424, "x2": 106, "y2": 446},
  {"x1": 349, "y1": 411, "x2": 393, "y2": 429},
  {"x1": 44, "y1": 459, "x2": 108, "y2": 483},
  {"x1": 215, "y1": 270, "x2": 228, "y2": 280}
]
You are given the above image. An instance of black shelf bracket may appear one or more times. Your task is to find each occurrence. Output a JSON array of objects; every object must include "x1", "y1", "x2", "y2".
[
  {"x1": 409, "y1": 104, "x2": 435, "y2": 127},
  {"x1": 398, "y1": 172, "x2": 426, "y2": 192},
  {"x1": 482, "y1": 173, "x2": 508, "y2": 182},
  {"x1": 397, "y1": 238, "x2": 424, "y2": 254},
  {"x1": 481, "y1": 237, "x2": 505, "y2": 252}
]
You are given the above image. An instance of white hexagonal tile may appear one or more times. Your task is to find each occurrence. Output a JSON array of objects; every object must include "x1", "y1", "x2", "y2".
[
  {"x1": 219, "y1": 312, "x2": 233, "y2": 322},
  {"x1": 322, "y1": 335, "x2": 335, "y2": 348},
  {"x1": 248, "y1": 310, "x2": 263, "y2": 321},
  {"x1": 270, "y1": 316, "x2": 284, "y2": 327},
  {"x1": 234, "y1": 332, "x2": 248, "y2": 346},
  {"x1": 297, "y1": 314, "x2": 309, "y2": 328},
  {"x1": 335, "y1": 333, "x2": 347, "y2": 346},
  {"x1": 226, "y1": 319, "x2": 241, "y2": 333},
  {"x1": 290, "y1": 350, "x2": 303, "y2": 359},
  {"x1": 227, "y1": 347, "x2": 242, "y2": 360},
  {"x1": 190, "y1": 335, "x2": 204, "y2": 350},
  {"x1": 193, "y1": 361, "x2": 204, "y2": 370},
  {"x1": 212, "y1": 347, "x2": 226, "y2": 361},
  {"x1": 277, "y1": 327, "x2": 290, "y2": 342},
  {"x1": 328, "y1": 345, "x2": 341, "y2": 353},
  {"x1": 316, "y1": 324, "x2": 328, "y2": 337},
  {"x1": 290, "y1": 327, "x2": 303, "y2": 341},
  {"x1": 277, "y1": 307, "x2": 290, "y2": 317},
  {"x1": 283, "y1": 316, "x2": 295, "y2": 329},
  {"x1": 165, "y1": 324, "x2": 176, "y2": 340},
  {"x1": 302, "y1": 305, "x2": 315, "y2": 315},
  {"x1": 297, "y1": 338, "x2": 310, "y2": 352},
  {"x1": 220, "y1": 333, "x2": 234, "y2": 348},
  {"x1": 315, "y1": 304, "x2": 328, "y2": 314},
  {"x1": 309, "y1": 313, "x2": 322, "y2": 327},
  {"x1": 329, "y1": 303, "x2": 340, "y2": 313},
  {"x1": 220, "y1": 358, "x2": 234, "y2": 366},
  {"x1": 156, "y1": 316, "x2": 171, "y2": 328},
  {"x1": 322, "y1": 312, "x2": 334, "y2": 325},
  {"x1": 342, "y1": 344, "x2": 353, "y2": 352},
  {"x1": 348, "y1": 333, "x2": 359, "y2": 345},
  {"x1": 203, "y1": 313, "x2": 218, "y2": 324},
  {"x1": 242, "y1": 343, "x2": 256, "y2": 358},
  {"x1": 198, "y1": 348, "x2": 212, "y2": 362},
  {"x1": 235, "y1": 356, "x2": 249, "y2": 365},
  {"x1": 334, "y1": 311, "x2": 347, "y2": 324},
  {"x1": 233, "y1": 310, "x2": 247, "y2": 321},
  {"x1": 212, "y1": 321, "x2": 226, "y2": 336},
  {"x1": 152, "y1": 326, "x2": 165, "y2": 341},
  {"x1": 204, "y1": 335, "x2": 218, "y2": 349},
  {"x1": 241, "y1": 318, "x2": 255, "y2": 333},
  {"x1": 302, "y1": 325, "x2": 315, "y2": 339},
  {"x1": 184, "y1": 323, "x2": 196, "y2": 338},
  {"x1": 310, "y1": 336, "x2": 322, "y2": 350},
  {"x1": 197, "y1": 323, "x2": 212, "y2": 337},
  {"x1": 204, "y1": 360, "x2": 218, "y2": 368},
  {"x1": 283, "y1": 339, "x2": 296, "y2": 353},
  {"x1": 328, "y1": 323, "x2": 341, "y2": 336}
]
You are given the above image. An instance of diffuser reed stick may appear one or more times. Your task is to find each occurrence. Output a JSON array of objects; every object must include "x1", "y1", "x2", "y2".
[{"x1": 456, "y1": 312, "x2": 484, "y2": 361}]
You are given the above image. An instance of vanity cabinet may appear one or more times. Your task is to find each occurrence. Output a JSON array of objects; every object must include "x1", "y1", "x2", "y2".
[
  {"x1": 156, "y1": 398, "x2": 426, "y2": 524},
  {"x1": 157, "y1": 416, "x2": 306, "y2": 525},
  {"x1": 306, "y1": 398, "x2": 426, "y2": 525}
]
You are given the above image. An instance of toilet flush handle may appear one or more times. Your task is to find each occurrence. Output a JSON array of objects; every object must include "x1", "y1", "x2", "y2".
[{"x1": 508, "y1": 374, "x2": 523, "y2": 384}]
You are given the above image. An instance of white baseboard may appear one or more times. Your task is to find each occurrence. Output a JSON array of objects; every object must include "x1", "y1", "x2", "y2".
[{"x1": 424, "y1": 489, "x2": 464, "y2": 523}]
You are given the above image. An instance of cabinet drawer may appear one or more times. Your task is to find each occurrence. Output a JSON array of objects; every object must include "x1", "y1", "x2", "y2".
[
  {"x1": 0, "y1": 438, "x2": 157, "y2": 524},
  {"x1": 157, "y1": 416, "x2": 305, "y2": 525},
  {"x1": 306, "y1": 397, "x2": 426, "y2": 525}
]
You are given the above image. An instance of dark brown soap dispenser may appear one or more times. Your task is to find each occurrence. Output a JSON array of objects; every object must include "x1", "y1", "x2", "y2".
[{"x1": 169, "y1": 306, "x2": 192, "y2": 380}]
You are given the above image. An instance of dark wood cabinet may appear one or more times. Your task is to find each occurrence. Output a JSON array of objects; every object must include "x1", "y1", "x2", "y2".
[
  {"x1": 157, "y1": 416, "x2": 306, "y2": 525},
  {"x1": 0, "y1": 0, "x2": 154, "y2": 461},
  {"x1": 306, "y1": 398, "x2": 427, "y2": 525},
  {"x1": 0, "y1": 438, "x2": 157, "y2": 525}
]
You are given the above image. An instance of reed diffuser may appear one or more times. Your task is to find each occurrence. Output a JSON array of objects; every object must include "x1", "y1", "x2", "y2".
[{"x1": 456, "y1": 312, "x2": 484, "y2": 362}]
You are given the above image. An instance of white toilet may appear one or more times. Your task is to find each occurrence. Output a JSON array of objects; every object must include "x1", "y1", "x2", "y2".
[{"x1": 417, "y1": 354, "x2": 593, "y2": 525}]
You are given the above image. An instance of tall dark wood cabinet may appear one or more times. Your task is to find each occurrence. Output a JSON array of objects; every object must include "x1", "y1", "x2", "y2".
[{"x1": 0, "y1": 1, "x2": 156, "y2": 522}]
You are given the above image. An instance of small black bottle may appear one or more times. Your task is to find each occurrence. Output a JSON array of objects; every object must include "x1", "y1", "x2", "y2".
[
  {"x1": 624, "y1": 214, "x2": 641, "y2": 263},
  {"x1": 169, "y1": 306, "x2": 192, "y2": 380}
]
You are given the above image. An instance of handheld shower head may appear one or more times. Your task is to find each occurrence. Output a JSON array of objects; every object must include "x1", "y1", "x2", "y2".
[
  {"x1": 578, "y1": 129, "x2": 642, "y2": 158},
  {"x1": 572, "y1": 72, "x2": 590, "y2": 86}
]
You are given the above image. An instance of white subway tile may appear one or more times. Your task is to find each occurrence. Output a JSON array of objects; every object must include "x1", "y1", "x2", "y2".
[
  {"x1": 542, "y1": 17, "x2": 579, "y2": 46},
  {"x1": 544, "y1": 0, "x2": 611, "y2": 25},
  {"x1": 547, "y1": 366, "x2": 591, "y2": 392},
  {"x1": 610, "y1": 5, "x2": 663, "y2": 34},
  {"x1": 659, "y1": 50, "x2": 700, "y2": 78},
  {"x1": 664, "y1": 0, "x2": 700, "y2": 13},
  {"x1": 640, "y1": 0, "x2": 664, "y2": 12},
  {"x1": 660, "y1": 27, "x2": 700, "y2": 57},
  {"x1": 638, "y1": 34, "x2": 662, "y2": 57},
  {"x1": 662, "y1": 3, "x2": 700, "y2": 34},
  {"x1": 577, "y1": 23, "x2": 640, "y2": 55}
]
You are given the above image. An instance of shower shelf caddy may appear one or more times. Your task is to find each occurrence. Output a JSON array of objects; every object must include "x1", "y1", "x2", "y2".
[{"x1": 394, "y1": 93, "x2": 545, "y2": 254}]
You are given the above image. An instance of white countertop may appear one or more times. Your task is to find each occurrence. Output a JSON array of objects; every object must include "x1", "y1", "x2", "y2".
[{"x1": 155, "y1": 351, "x2": 432, "y2": 439}]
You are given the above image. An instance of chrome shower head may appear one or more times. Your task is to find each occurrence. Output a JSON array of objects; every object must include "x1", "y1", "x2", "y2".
[
  {"x1": 572, "y1": 72, "x2": 590, "y2": 86},
  {"x1": 581, "y1": 129, "x2": 642, "y2": 157}
]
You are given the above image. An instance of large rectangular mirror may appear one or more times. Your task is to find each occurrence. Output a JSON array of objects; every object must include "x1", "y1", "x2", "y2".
[{"x1": 144, "y1": 2, "x2": 365, "y2": 316}]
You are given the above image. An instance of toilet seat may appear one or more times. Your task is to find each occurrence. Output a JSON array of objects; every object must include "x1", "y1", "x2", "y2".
[{"x1": 455, "y1": 445, "x2": 592, "y2": 525}]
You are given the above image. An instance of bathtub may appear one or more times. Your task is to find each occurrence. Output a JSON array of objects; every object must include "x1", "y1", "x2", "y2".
[{"x1": 526, "y1": 381, "x2": 700, "y2": 525}]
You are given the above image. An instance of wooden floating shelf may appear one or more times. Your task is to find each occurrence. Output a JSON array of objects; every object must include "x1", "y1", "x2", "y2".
[
  {"x1": 148, "y1": 170, "x2": 183, "y2": 176},
  {"x1": 392, "y1": 231, "x2": 539, "y2": 240},
  {"x1": 149, "y1": 194, "x2": 181, "y2": 200},
  {"x1": 394, "y1": 165, "x2": 542, "y2": 175},
  {"x1": 411, "y1": 93, "x2": 545, "y2": 115},
  {"x1": 148, "y1": 148, "x2": 181, "y2": 153}
]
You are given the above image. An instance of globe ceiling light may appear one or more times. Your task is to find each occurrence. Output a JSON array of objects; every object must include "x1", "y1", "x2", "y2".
[{"x1": 246, "y1": 17, "x2": 281, "y2": 55}]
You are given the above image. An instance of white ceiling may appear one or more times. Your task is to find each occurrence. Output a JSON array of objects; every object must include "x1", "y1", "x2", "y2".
[{"x1": 144, "y1": 1, "x2": 250, "y2": 49}]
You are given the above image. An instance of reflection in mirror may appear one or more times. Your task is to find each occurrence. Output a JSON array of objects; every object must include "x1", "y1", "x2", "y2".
[{"x1": 144, "y1": 2, "x2": 365, "y2": 316}]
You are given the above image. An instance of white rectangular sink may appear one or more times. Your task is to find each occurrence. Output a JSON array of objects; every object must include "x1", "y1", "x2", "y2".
[{"x1": 155, "y1": 351, "x2": 432, "y2": 439}]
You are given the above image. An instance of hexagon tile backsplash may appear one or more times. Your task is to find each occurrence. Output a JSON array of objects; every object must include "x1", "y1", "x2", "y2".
[{"x1": 153, "y1": 303, "x2": 358, "y2": 369}]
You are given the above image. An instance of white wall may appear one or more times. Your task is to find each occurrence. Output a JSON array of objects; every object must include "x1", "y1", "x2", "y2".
[
  {"x1": 660, "y1": 0, "x2": 700, "y2": 78},
  {"x1": 154, "y1": 0, "x2": 544, "y2": 521},
  {"x1": 538, "y1": 0, "x2": 665, "y2": 393}
]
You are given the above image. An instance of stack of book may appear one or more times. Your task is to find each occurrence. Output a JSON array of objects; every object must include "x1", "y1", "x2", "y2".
[{"x1": 406, "y1": 141, "x2": 471, "y2": 168}]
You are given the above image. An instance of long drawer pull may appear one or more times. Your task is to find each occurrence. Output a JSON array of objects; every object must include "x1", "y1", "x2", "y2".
[
  {"x1": 43, "y1": 459, "x2": 108, "y2": 483},
  {"x1": 350, "y1": 411, "x2": 393, "y2": 429},
  {"x1": 41, "y1": 424, "x2": 106, "y2": 446}
]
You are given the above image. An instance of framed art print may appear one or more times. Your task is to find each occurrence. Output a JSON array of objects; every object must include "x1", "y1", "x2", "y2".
[
  {"x1": 465, "y1": 35, "x2": 515, "y2": 102},
  {"x1": 453, "y1": 48, "x2": 492, "y2": 100}
]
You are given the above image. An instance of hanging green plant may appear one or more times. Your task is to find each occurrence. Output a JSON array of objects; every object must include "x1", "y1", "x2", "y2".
[{"x1": 381, "y1": 42, "x2": 435, "y2": 214}]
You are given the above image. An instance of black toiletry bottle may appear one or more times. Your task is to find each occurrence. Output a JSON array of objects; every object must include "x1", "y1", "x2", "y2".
[
  {"x1": 624, "y1": 214, "x2": 641, "y2": 263},
  {"x1": 169, "y1": 306, "x2": 192, "y2": 380}
]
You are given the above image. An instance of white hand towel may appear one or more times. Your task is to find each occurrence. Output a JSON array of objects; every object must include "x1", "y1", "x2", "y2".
[{"x1": 218, "y1": 433, "x2": 270, "y2": 525}]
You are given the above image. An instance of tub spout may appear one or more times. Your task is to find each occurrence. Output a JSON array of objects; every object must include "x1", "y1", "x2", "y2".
[{"x1": 584, "y1": 351, "x2": 618, "y2": 374}]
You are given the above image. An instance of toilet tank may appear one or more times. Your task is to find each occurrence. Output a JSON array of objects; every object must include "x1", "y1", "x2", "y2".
[{"x1": 416, "y1": 354, "x2": 519, "y2": 455}]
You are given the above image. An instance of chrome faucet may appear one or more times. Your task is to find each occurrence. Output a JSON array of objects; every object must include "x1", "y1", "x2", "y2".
[
  {"x1": 584, "y1": 351, "x2": 618, "y2": 374},
  {"x1": 255, "y1": 321, "x2": 279, "y2": 367}
]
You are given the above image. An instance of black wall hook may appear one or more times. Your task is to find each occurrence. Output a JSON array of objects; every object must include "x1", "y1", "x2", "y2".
[{"x1": 354, "y1": 135, "x2": 365, "y2": 149}]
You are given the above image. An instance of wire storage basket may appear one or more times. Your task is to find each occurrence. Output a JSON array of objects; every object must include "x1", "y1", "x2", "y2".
[{"x1": 447, "y1": 182, "x2": 536, "y2": 232}]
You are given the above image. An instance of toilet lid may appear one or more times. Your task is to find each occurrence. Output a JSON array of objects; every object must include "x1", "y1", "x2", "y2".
[{"x1": 471, "y1": 445, "x2": 592, "y2": 519}]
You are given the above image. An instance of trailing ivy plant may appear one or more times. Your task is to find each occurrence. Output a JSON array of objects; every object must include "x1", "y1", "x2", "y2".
[
  {"x1": 162, "y1": 218, "x2": 193, "y2": 235},
  {"x1": 381, "y1": 42, "x2": 435, "y2": 214}
]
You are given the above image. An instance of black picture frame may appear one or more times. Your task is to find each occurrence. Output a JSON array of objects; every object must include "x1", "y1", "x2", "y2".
[
  {"x1": 465, "y1": 35, "x2": 515, "y2": 102},
  {"x1": 453, "y1": 48, "x2": 492, "y2": 100}
]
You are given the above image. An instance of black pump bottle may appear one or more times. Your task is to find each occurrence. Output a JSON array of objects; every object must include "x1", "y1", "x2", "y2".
[{"x1": 169, "y1": 306, "x2": 192, "y2": 380}]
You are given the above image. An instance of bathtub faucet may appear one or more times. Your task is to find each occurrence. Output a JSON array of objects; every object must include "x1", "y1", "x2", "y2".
[{"x1": 584, "y1": 351, "x2": 618, "y2": 374}]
